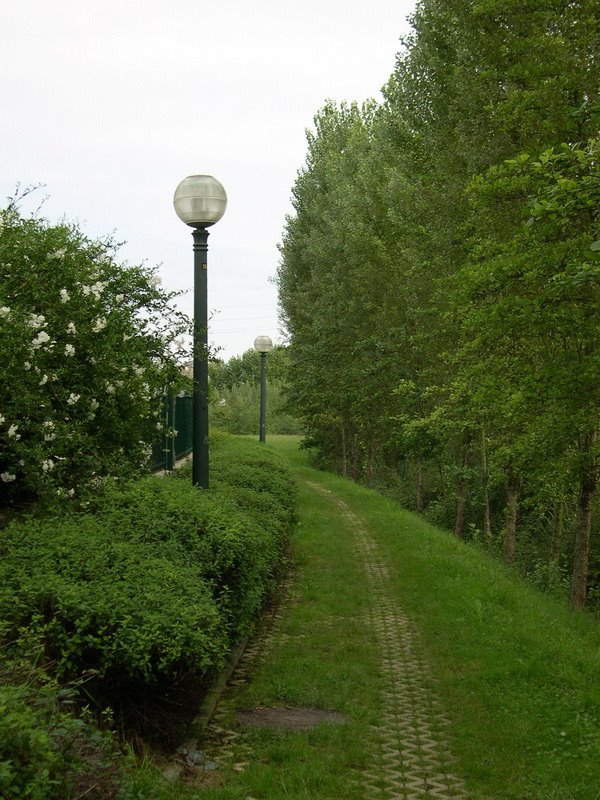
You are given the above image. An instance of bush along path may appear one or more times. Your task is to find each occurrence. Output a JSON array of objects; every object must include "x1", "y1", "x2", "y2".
[{"x1": 176, "y1": 436, "x2": 600, "y2": 800}]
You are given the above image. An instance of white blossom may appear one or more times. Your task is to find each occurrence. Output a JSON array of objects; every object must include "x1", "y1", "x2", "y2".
[
  {"x1": 133, "y1": 365, "x2": 145, "y2": 376},
  {"x1": 44, "y1": 432, "x2": 56, "y2": 441},
  {"x1": 106, "y1": 384, "x2": 115, "y2": 395},
  {"x1": 31, "y1": 330, "x2": 51, "y2": 349},
  {"x1": 39, "y1": 374, "x2": 48, "y2": 386},
  {"x1": 67, "y1": 393, "x2": 81, "y2": 405},
  {"x1": 1, "y1": 472, "x2": 16, "y2": 482},
  {"x1": 47, "y1": 248, "x2": 66, "y2": 260},
  {"x1": 150, "y1": 274, "x2": 162, "y2": 286},
  {"x1": 0, "y1": 306, "x2": 10, "y2": 318},
  {"x1": 41, "y1": 459, "x2": 55, "y2": 472},
  {"x1": 0, "y1": 413, "x2": 4, "y2": 424},
  {"x1": 8, "y1": 424, "x2": 20, "y2": 439},
  {"x1": 24, "y1": 361, "x2": 31, "y2": 370},
  {"x1": 81, "y1": 284, "x2": 92, "y2": 296},
  {"x1": 64, "y1": 344, "x2": 75, "y2": 357},
  {"x1": 43, "y1": 420, "x2": 55, "y2": 428},
  {"x1": 28, "y1": 313, "x2": 46, "y2": 329},
  {"x1": 90, "y1": 398, "x2": 99, "y2": 410},
  {"x1": 92, "y1": 316, "x2": 107, "y2": 333},
  {"x1": 115, "y1": 294, "x2": 124, "y2": 303},
  {"x1": 60, "y1": 288, "x2": 70, "y2": 303},
  {"x1": 67, "y1": 488, "x2": 75, "y2": 497},
  {"x1": 66, "y1": 322, "x2": 76, "y2": 335}
]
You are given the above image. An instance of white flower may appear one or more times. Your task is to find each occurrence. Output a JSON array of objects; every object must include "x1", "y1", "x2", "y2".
[
  {"x1": 60, "y1": 288, "x2": 70, "y2": 303},
  {"x1": 44, "y1": 432, "x2": 56, "y2": 441},
  {"x1": 39, "y1": 374, "x2": 48, "y2": 386},
  {"x1": 43, "y1": 420, "x2": 55, "y2": 428},
  {"x1": 106, "y1": 384, "x2": 115, "y2": 395},
  {"x1": 47, "y1": 248, "x2": 66, "y2": 260},
  {"x1": 81, "y1": 284, "x2": 92, "y2": 296},
  {"x1": 133, "y1": 365, "x2": 145, "y2": 376},
  {"x1": 66, "y1": 322, "x2": 76, "y2": 335},
  {"x1": 28, "y1": 313, "x2": 46, "y2": 329},
  {"x1": 115, "y1": 294, "x2": 124, "y2": 303},
  {"x1": 67, "y1": 488, "x2": 75, "y2": 497},
  {"x1": 123, "y1": 334, "x2": 132, "y2": 341},
  {"x1": 150, "y1": 274, "x2": 162, "y2": 286},
  {"x1": 90, "y1": 398, "x2": 99, "y2": 410},
  {"x1": 0, "y1": 413, "x2": 4, "y2": 424},
  {"x1": 64, "y1": 344, "x2": 75, "y2": 357},
  {"x1": 41, "y1": 459, "x2": 55, "y2": 472},
  {"x1": 8, "y1": 424, "x2": 20, "y2": 439},
  {"x1": 92, "y1": 316, "x2": 107, "y2": 333},
  {"x1": 1, "y1": 472, "x2": 16, "y2": 482},
  {"x1": 31, "y1": 330, "x2": 51, "y2": 349},
  {"x1": 89, "y1": 357, "x2": 96, "y2": 364},
  {"x1": 0, "y1": 306, "x2": 10, "y2": 318},
  {"x1": 67, "y1": 393, "x2": 80, "y2": 405},
  {"x1": 24, "y1": 361, "x2": 31, "y2": 370}
]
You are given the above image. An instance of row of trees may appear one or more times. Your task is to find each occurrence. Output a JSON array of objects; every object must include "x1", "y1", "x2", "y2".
[
  {"x1": 209, "y1": 346, "x2": 302, "y2": 435},
  {"x1": 278, "y1": 0, "x2": 600, "y2": 608}
]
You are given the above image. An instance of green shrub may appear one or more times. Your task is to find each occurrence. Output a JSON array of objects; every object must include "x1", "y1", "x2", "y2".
[
  {"x1": 0, "y1": 659, "x2": 121, "y2": 800},
  {"x1": 0, "y1": 436, "x2": 296, "y2": 697},
  {"x1": 0, "y1": 199, "x2": 190, "y2": 508}
]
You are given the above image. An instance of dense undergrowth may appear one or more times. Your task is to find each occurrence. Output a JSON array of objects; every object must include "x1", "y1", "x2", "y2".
[{"x1": 0, "y1": 434, "x2": 296, "y2": 799}]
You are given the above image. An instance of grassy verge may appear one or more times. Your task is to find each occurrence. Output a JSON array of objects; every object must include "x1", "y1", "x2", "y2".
[{"x1": 272, "y1": 436, "x2": 600, "y2": 800}]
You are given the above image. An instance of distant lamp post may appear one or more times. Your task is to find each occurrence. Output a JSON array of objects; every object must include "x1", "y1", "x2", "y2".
[
  {"x1": 254, "y1": 335, "x2": 273, "y2": 443},
  {"x1": 174, "y1": 175, "x2": 227, "y2": 488}
]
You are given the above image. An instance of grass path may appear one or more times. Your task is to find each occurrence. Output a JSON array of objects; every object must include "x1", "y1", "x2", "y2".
[{"x1": 143, "y1": 436, "x2": 600, "y2": 800}]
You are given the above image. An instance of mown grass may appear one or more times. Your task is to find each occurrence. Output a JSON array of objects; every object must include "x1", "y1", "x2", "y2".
[{"x1": 130, "y1": 435, "x2": 600, "y2": 799}]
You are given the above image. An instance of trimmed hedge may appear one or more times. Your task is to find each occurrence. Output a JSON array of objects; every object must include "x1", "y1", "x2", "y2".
[{"x1": 0, "y1": 436, "x2": 296, "y2": 690}]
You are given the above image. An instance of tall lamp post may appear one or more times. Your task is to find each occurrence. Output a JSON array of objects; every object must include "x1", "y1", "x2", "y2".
[
  {"x1": 254, "y1": 335, "x2": 273, "y2": 443},
  {"x1": 173, "y1": 175, "x2": 227, "y2": 488}
]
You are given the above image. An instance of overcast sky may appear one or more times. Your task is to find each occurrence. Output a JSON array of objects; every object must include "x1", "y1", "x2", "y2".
[{"x1": 1, "y1": 0, "x2": 415, "y2": 360}]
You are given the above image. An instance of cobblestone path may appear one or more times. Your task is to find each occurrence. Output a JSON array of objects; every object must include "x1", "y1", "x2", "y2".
[{"x1": 309, "y1": 483, "x2": 468, "y2": 800}]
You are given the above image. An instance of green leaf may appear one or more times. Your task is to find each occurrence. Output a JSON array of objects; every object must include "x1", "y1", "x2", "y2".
[{"x1": 590, "y1": 241, "x2": 600, "y2": 251}]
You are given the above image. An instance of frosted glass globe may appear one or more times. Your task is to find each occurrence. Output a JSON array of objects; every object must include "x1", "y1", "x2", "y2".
[
  {"x1": 254, "y1": 335, "x2": 273, "y2": 353},
  {"x1": 173, "y1": 175, "x2": 227, "y2": 227}
]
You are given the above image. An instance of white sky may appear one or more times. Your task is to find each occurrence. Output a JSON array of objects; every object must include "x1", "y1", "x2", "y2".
[{"x1": 1, "y1": 0, "x2": 415, "y2": 360}]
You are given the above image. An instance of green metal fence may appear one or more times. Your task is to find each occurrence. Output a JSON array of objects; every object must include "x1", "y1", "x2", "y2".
[{"x1": 151, "y1": 394, "x2": 193, "y2": 471}]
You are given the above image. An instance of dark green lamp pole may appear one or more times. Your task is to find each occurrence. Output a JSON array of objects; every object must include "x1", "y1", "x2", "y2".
[
  {"x1": 174, "y1": 175, "x2": 227, "y2": 488},
  {"x1": 254, "y1": 335, "x2": 273, "y2": 443}
]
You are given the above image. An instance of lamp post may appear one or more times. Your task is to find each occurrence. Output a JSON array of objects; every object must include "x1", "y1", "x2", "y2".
[
  {"x1": 173, "y1": 175, "x2": 227, "y2": 488},
  {"x1": 254, "y1": 335, "x2": 273, "y2": 443}
]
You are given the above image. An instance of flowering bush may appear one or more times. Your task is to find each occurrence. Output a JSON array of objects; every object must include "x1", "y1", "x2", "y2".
[{"x1": 0, "y1": 196, "x2": 190, "y2": 506}]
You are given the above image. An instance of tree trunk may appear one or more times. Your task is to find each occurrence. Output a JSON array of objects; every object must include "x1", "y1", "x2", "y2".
[
  {"x1": 454, "y1": 438, "x2": 470, "y2": 538},
  {"x1": 416, "y1": 458, "x2": 425, "y2": 513},
  {"x1": 437, "y1": 461, "x2": 447, "y2": 503},
  {"x1": 570, "y1": 463, "x2": 597, "y2": 610},
  {"x1": 550, "y1": 501, "x2": 564, "y2": 561},
  {"x1": 341, "y1": 424, "x2": 348, "y2": 478},
  {"x1": 481, "y1": 427, "x2": 492, "y2": 545},
  {"x1": 504, "y1": 469, "x2": 521, "y2": 563}
]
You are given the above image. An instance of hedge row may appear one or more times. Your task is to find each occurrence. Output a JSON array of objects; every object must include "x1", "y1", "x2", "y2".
[
  {"x1": 0, "y1": 435, "x2": 295, "y2": 796},
  {"x1": 0, "y1": 435, "x2": 296, "y2": 688}
]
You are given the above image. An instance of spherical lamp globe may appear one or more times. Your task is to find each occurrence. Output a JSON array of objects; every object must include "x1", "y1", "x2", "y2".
[
  {"x1": 173, "y1": 175, "x2": 227, "y2": 228},
  {"x1": 254, "y1": 335, "x2": 274, "y2": 353}
]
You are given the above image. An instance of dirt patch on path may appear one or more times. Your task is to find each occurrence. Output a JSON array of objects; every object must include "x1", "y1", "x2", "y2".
[{"x1": 307, "y1": 481, "x2": 468, "y2": 800}]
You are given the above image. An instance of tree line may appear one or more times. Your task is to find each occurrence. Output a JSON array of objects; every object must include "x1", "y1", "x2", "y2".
[{"x1": 278, "y1": 0, "x2": 600, "y2": 609}]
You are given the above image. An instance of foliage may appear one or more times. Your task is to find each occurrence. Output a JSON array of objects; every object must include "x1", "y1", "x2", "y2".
[
  {"x1": 277, "y1": 0, "x2": 600, "y2": 604},
  {"x1": 0, "y1": 652, "x2": 121, "y2": 800},
  {"x1": 209, "y1": 346, "x2": 303, "y2": 435},
  {"x1": 0, "y1": 194, "x2": 190, "y2": 509},
  {"x1": 0, "y1": 436, "x2": 296, "y2": 694}
]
